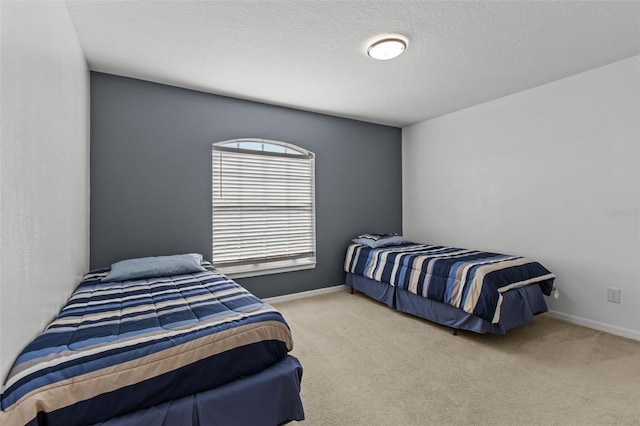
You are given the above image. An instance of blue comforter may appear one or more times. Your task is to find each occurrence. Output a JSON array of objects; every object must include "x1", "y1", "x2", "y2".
[
  {"x1": 345, "y1": 243, "x2": 555, "y2": 323},
  {"x1": 1, "y1": 263, "x2": 293, "y2": 426}
]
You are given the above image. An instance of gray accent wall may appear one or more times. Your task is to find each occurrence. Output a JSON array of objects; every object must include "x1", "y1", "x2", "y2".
[{"x1": 90, "y1": 72, "x2": 402, "y2": 298}]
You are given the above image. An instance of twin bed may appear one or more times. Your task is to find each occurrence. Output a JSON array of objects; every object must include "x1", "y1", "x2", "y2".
[
  {"x1": 0, "y1": 255, "x2": 304, "y2": 426},
  {"x1": 345, "y1": 235, "x2": 556, "y2": 334}
]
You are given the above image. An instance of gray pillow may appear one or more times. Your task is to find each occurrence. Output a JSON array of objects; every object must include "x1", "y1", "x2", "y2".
[
  {"x1": 352, "y1": 233, "x2": 408, "y2": 248},
  {"x1": 102, "y1": 253, "x2": 207, "y2": 282}
]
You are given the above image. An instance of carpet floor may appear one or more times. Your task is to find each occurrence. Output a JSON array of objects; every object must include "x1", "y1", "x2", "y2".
[{"x1": 272, "y1": 288, "x2": 640, "y2": 426}]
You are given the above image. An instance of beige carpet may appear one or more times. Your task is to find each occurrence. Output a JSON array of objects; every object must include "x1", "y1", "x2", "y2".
[{"x1": 272, "y1": 289, "x2": 640, "y2": 426}]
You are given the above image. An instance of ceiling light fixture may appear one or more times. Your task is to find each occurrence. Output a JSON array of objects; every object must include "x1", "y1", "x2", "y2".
[{"x1": 367, "y1": 36, "x2": 408, "y2": 60}]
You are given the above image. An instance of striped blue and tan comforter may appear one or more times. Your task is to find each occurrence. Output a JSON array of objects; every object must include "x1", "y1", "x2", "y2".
[
  {"x1": 345, "y1": 243, "x2": 555, "y2": 323},
  {"x1": 0, "y1": 263, "x2": 293, "y2": 426}
]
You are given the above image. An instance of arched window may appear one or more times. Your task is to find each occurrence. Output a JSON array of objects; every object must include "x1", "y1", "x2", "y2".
[{"x1": 212, "y1": 138, "x2": 316, "y2": 277}]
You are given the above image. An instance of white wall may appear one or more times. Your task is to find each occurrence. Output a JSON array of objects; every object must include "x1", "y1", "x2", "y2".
[
  {"x1": 0, "y1": 1, "x2": 89, "y2": 381},
  {"x1": 403, "y1": 56, "x2": 639, "y2": 339}
]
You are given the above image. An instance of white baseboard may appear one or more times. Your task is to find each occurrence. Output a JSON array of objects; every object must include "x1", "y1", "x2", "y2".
[
  {"x1": 546, "y1": 310, "x2": 640, "y2": 341},
  {"x1": 264, "y1": 284, "x2": 348, "y2": 304}
]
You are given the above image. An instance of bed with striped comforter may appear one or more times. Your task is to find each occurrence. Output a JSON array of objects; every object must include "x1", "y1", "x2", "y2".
[
  {"x1": 0, "y1": 263, "x2": 293, "y2": 426},
  {"x1": 345, "y1": 243, "x2": 555, "y2": 324}
]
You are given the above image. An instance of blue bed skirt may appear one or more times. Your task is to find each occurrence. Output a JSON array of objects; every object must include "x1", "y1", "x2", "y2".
[
  {"x1": 96, "y1": 355, "x2": 305, "y2": 426},
  {"x1": 346, "y1": 273, "x2": 548, "y2": 334},
  {"x1": 346, "y1": 272, "x2": 396, "y2": 308}
]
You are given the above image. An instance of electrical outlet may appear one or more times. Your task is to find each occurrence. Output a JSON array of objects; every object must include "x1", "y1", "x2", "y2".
[{"x1": 607, "y1": 287, "x2": 621, "y2": 304}]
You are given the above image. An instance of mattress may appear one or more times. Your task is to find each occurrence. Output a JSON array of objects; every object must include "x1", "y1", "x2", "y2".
[
  {"x1": 0, "y1": 263, "x2": 294, "y2": 425},
  {"x1": 345, "y1": 243, "x2": 555, "y2": 324}
]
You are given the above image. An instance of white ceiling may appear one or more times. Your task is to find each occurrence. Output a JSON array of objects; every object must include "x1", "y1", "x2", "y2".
[{"x1": 65, "y1": 1, "x2": 640, "y2": 127}]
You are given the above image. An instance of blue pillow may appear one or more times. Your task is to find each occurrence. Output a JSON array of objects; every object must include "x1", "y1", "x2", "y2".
[
  {"x1": 102, "y1": 253, "x2": 207, "y2": 282},
  {"x1": 352, "y1": 233, "x2": 408, "y2": 248}
]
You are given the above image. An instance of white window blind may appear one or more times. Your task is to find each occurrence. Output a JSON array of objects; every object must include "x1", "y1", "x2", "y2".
[{"x1": 212, "y1": 139, "x2": 316, "y2": 277}]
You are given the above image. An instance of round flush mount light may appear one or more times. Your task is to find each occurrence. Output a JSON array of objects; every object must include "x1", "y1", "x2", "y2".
[{"x1": 367, "y1": 36, "x2": 408, "y2": 60}]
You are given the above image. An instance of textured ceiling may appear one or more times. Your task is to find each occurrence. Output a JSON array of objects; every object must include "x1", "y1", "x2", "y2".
[{"x1": 65, "y1": 1, "x2": 640, "y2": 127}]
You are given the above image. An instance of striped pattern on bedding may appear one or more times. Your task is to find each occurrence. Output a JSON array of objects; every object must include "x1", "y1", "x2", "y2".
[
  {"x1": 345, "y1": 243, "x2": 555, "y2": 323},
  {"x1": 0, "y1": 263, "x2": 293, "y2": 426}
]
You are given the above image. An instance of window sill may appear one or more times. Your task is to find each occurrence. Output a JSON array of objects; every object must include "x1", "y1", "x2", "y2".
[{"x1": 218, "y1": 258, "x2": 316, "y2": 279}]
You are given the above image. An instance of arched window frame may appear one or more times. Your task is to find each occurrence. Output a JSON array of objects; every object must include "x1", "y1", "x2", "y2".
[{"x1": 212, "y1": 138, "x2": 316, "y2": 278}]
